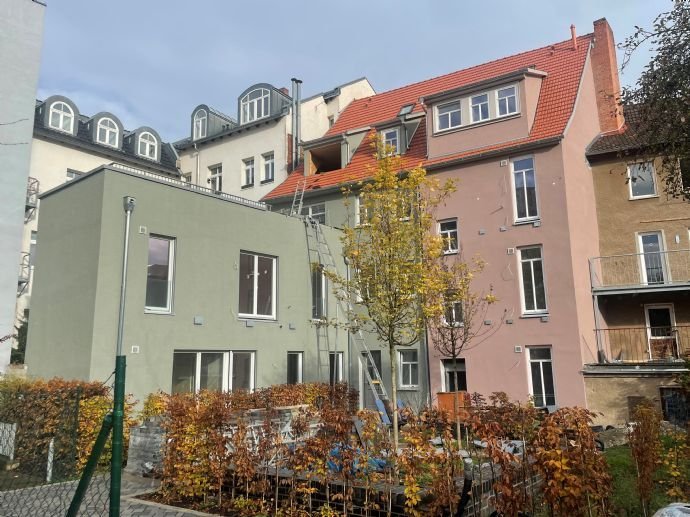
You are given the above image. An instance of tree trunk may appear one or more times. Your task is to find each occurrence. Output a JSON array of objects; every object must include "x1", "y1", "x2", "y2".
[
  {"x1": 452, "y1": 354, "x2": 461, "y2": 441},
  {"x1": 389, "y1": 345, "x2": 399, "y2": 453}
]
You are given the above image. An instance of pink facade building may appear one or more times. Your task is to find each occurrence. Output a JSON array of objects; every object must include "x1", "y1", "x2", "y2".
[{"x1": 265, "y1": 19, "x2": 624, "y2": 414}]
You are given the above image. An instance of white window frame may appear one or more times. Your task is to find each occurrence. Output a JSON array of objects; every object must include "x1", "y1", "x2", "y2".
[
  {"x1": 354, "y1": 195, "x2": 369, "y2": 226},
  {"x1": 518, "y1": 246, "x2": 548, "y2": 315},
  {"x1": 238, "y1": 251, "x2": 277, "y2": 320},
  {"x1": 96, "y1": 117, "x2": 118, "y2": 147},
  {"x1": 637, "y1": 231, "x2": 668, "y2": 285},
  {"x1": 329, "y1": 351, "x2": 343, "y2": 384},
  {"x1": 208, "y1": 164, "x2": 223, "y2": 192},
  {"x1": 138, "y1": 132, "x2": 158, "y2": 160},
  {"x1": 435, "y1": 100, "x2": 462, "y2": 132},
  {"x1": 443, "y1": 298, "x2": 464, "y2": 328},
  {"x1": 470, "y1": 92, "x2": 490, "y2": 123},
  {"x1": 304, "y1": 203, "x2": 326, "y2": 224},
  {"x1": 242, "y1": 158, "x2": 255, "y2": 188},
  {"x1": 511, "y1": 156, "x2": 539, "y2": 222},
  {"x1": 241, "y1": 88, "x2": 270, "y2": 124},
  {"x1": 398, "y1": 349, "x2": 419, "y2": 389},
  {"x1": 527, "y1": 346, "x2": 556, "y2": 408},
  {"x1": 644, "y1": 303, "x2": 678, "y2": 360},
  {"x1": 381, "y1": 127, "x2": 399, "y2": 155},
  {"x1": 182, "y1": 172, "x2": 192, "y2": 183},
  {"x1": 312, "y1": 267, "x2": 327, "y2": 320},
  {"x1": 439, "y1": 218, "x2": 459, "y2": 254},
  {"x1": 262, "y1": 152, "x2": 275, "y2": 183},
  {"x1": 627, "y1": 161, "x2": 658, "y2": 199},
  {"x1": 229, "y1": 350, "x2": 256, "y2": 392},
  {"x1": 287, "y1": 351, "x2": 304, "y2": 384},
  {"x1": 193, "y1": 109, "x2": 208, "y2": 140},
  {"x1": 145, "y1": 235, "x2": 175, "y2": 314},
  {"x1": 441, "y1": 358, "x2": 467, "y2": 392},
  {"x1": 49, "y1": 101, "x2": 74, "y2": 133},
  {"x1": 496, "y1": 85, "x2": 519, "y2": 117}
]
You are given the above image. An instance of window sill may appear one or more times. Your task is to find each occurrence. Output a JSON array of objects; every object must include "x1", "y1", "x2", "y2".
[
  {"x1": 629, "y1": 194, "x2": 659, "y2": 201},
  {"x1": 398, "y1": 386, "x2": 419, "y2": 391},
  {"x1": 520, "y1": 312, "x2": 549, "y2": 319},
  {"x1": 513, "y1": 218, "x2": 540, "y2": 226},
  {"x1": 260, "y1": 178, "x2": 274, "y2": 185},
  {"x1": 239, "y1": 315, "x2": 276, "y2": 321},
  {"x1": 144, "y1": 309, "x2": 174, "y2": 315},
  {"x1": 241, "y1": 184, "x2": 254, "y2": 190},
  {"x1": 443, "y1": 250, "x2": 459, "y2": 256}
]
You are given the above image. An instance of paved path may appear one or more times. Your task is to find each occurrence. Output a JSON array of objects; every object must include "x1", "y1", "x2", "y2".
[{"x1": 0, "y1": 472, "x2": 216, "y2": 516}]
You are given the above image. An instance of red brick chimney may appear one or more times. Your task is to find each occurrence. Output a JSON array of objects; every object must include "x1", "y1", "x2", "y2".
[
  {"x1": 279, "y1": 87, "x2": 290, "y2": 96},
  {"x1": 591, "y1": 18, "x2": 624, "y2": 132}
]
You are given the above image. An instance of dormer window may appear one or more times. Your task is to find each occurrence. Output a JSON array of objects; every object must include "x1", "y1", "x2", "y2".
[
  {"x1": 97, "y1": 117, "x2": 118, "y2": 147},
  {"x1": 49, "y1": 102, "x2": 74, "y2": 133},
  {"x1": 436, "y1": 100, "x2": 461, "y2": 131},
  {"x1": 381, "y1": 128, "x2": 399, "y2": 155},
  {"x1": 471, "y1": 93, "x2": 490, "y2": 123},
  {"x1": 138, "y1": 132, "x2": 158, "y2": 160},
  {"x1": 497, "y1": 86, "x2": 518, "y2": 117},
  {"x1": 193, "y1": 109, "x2": 207, "y2": 140},
  {"x1": 241, "y1": 88, "x2": 270, "y2": 124}
]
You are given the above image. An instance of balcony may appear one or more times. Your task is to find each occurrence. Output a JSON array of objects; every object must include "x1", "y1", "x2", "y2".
[
  {"x1": 17, "y1": 252, "x2": 30, "y2": 296},
  {"x1": 589, "y1": 249, "x2": 690, "y2": 294},
  {"x1": 594, "y1": 326, "x2": 690, "y2": 364}
]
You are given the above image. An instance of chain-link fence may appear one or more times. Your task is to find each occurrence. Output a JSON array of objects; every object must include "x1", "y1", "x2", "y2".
[{"x1": 0, "y1": 386, "x2": 111, "y2": 516}]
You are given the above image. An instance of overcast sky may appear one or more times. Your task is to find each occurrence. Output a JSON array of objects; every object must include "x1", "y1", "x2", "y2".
[{"x1": 37, "y1": 0, "x2": 665, "y2": 142}]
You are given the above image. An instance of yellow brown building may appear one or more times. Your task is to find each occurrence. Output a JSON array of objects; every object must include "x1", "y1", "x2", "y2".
[{"x1": 585, "y1": 105, "x2": 690, "y2": 425}]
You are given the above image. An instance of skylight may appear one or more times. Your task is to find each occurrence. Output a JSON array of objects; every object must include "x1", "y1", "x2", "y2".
[{"x1": 398, "y1": 104, "x2": 414, "y2": 117}]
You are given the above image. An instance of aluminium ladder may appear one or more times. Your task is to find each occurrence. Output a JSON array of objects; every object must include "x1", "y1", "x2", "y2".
[
  {"x1": 290, "y1": 178, "x2": 307, "y2": 217},
  {"x1": 304, "y1": 216, "x2": 389, "y2": 404}
]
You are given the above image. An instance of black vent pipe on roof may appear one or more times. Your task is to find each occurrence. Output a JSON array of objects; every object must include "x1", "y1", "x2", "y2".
[{"x1": 291, "y1": 78, "x2": 303, "y2": 172}]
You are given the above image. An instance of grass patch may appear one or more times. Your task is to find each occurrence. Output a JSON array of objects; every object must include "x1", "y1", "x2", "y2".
[{"x1": 605, "y1": 445, "x2": 675, "y2": 516}]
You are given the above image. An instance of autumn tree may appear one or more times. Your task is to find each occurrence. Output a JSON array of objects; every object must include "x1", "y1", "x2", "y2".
[
  {"x1": 619, "y1": 0, "x2": 690, "y2": 198},
  {"x1": 427, "y1": 255, "x2": 500, "y2": 440},
  {"x1": 327, "y1": 138, "x2": 455, "y2": 450}
]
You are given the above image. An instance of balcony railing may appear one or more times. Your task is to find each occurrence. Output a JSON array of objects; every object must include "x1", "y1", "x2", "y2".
[
  {"x1": 594, "y1": 326, "x2": 690, "y2": 364},
  {"x1": 589, "y1": 249, "x2": 690, "y2": 290}
]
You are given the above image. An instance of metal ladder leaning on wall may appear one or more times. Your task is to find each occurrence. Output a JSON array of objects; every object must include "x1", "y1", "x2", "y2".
[{"x1": 304, "y1": 215, "x2": 389, "y2": 405}]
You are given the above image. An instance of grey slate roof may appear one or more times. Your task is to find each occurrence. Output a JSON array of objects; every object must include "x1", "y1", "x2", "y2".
[
  {"x1": 586, "y1": 105, "x2": 644, "y2": 158},
  {"x1": 34, "y1": 99, "x2": 180, "y2": 176}
]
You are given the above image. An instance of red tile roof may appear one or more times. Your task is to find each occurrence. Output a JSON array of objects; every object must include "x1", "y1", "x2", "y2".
[{"x1": 264, "y1": 34, "x2": 594, "y2": 201}]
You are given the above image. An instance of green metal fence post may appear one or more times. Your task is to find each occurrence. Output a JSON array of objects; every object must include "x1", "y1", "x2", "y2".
[
  {"x1": 66, "y1": 413, "x2": 113, "y2": 517},
  {"x1": 110, "y1": 355, "x2": 126, "y2": 516}
]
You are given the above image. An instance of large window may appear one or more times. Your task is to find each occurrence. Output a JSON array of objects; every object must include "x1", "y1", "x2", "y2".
[
  {"x1": 519, "y1": 246, "x2": 547, "y2": 314},
  {"x1": 528, "y1": 347, "x2": 555, "y2": 407},
  {"x1": 209, "y1": 164, "x2": 223, "y2": 192},
  {"x1": 436, "y1": 100, "x2": 461, "y2": 131},
  {"x1": 399, "y1": 349, "x2": 419, "y2": 388},
  {"x1": 439, "y1": 219, "x2": 458, "y2": 254},
  {"x1": 138, "y1": 132, "x2": 158, "y2": 160},
  {"x1": 241, "y1": 88, "x2": 270, "y2": 124},
  {"x1": 193, "y1": 109, "x2": 207, "y2": 140},
  {"x1": 262, "y1": 152, "x2": 275, "y2": 183},
  {"x1": 287, "y1": 352, "x2": 303, "y2": 384},
  {"x1": 442, "y1": 358, "x2": 467, "y2": 392},
  {"x1": 638, "y1": 232, "x2": 666, "y2": 284},
  {"x1": 242, "y1": 158, "x2": 255, "y2": 188},
  {"x1": 97, "y1": 118, "x2": 118, "y2": 147},
  {"x1": 471, "y1": 93, "x2": 490, "y2": 123},
  {"x1": 381, "y1": 128, "x2": 399, "y2": 155},
  {"x1": 329, "y1": 351, "x2": 343, "y2": 385},
  {"x1": 303, "y1": 203, "x2": 326, "y2": 224},
  {"x1": 628, "y1": 162, "x2": 657, "y2": 198},
  {"x1": 49, "y1": 102, "x2": 74, "y2": 133},
  {"x1": 312, "y1": 267, "x2": 326, "y2": 320},
  {"x1": 497, "y1": 86, "x2": 518, "y2": 117},
  {"x1": 239, "y1": 251, "x2": 276, "y2": 319},
  {"x1": 145, "y1": 235, "x2": 175, "y2": 313},
  {"x1": 512, "y1": 157, "x2": 538, "y2": 221},
  {"x1": 172, "y1": 351, "x2": 255, "y2": 393}
]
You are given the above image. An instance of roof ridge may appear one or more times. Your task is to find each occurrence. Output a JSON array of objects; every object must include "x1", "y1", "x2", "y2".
[{"x1": 352, "y1": 33, "x2": 594, "y2": 103}]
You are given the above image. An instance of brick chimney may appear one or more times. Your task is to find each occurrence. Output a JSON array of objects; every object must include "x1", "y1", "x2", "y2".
[
  {"x1": 279, "y1": 87, "x2": 290, "y2": 96},
  {"x1": 591, "y1": 18, "x2": 624, "y2": 132}
]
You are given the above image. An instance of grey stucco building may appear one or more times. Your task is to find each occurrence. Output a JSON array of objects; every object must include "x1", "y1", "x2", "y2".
[
  {"x1": 26, "y1": 164, "x2": 380, "y2": 406},
  {"x1": 0, "y1": 0, "x2": 45, "y2": 369}
]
